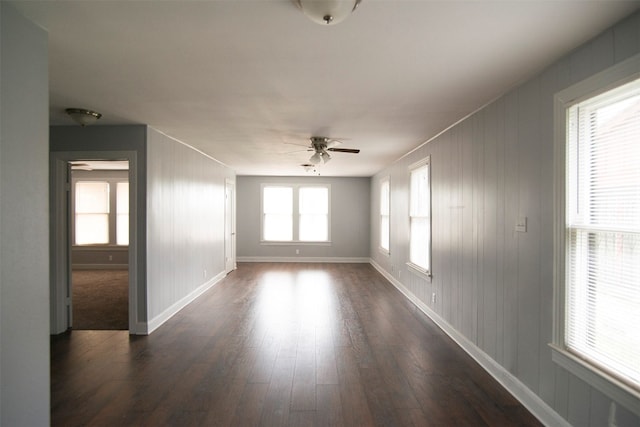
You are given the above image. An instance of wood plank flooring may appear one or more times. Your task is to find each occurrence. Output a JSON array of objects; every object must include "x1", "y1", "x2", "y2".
[{"x1": 51, "y1": 263, "x2": 543, "y2": 426}]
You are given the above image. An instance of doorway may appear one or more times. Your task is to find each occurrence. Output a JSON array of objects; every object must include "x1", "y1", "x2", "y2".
[
  {"x1": 70, "y1": 161, "x2": 129, "y2": 330},
  {"x1": 50, "y1": 151, "x2": 139, "y2": 334},
  {"x1": 225, "y1": 179, "x2": 237, "y2": 274}
]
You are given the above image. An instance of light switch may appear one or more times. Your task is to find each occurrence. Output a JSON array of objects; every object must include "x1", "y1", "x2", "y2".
[{"x1": 515, "y1": 216, "x2": 527, "y2": 233}]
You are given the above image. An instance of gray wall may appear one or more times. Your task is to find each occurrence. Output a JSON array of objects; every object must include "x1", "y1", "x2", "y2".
[
  {"x1": 146, "y1": 128, "x2": 234, "y2": 327},
  {"x1": 237, "y1": 176, "x2": 370, "y2": 260},
  {"x1": 0, "y1": 4, "x2": 50, "y2": 425},
  {"x1": 370, "y1": 11, "x2": 640, "y2": 427}
]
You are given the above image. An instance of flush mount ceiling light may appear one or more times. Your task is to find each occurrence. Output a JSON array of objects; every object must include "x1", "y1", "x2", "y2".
[
  {"x1": 294, "y1": 0, "x2": 362, "y2": 25},
  {"x1": 65, "y1": 108, "x2": 102, "y2": 126}
]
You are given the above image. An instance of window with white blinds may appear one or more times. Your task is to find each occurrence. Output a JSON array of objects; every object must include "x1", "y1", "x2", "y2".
[
  {"x1": 565, "y1": 77, "x2": 640, "y2": 393},
  {"x1": 409, "y1": 158, "x2": 431, "y2": 274},
  {"x1": 75, "y1": 181, "x2": 110, "y2": 245}
]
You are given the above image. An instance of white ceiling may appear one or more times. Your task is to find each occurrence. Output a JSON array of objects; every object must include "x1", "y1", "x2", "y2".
[{"x1": 10, "y1": 0, "x2": 640, "y2": 176}]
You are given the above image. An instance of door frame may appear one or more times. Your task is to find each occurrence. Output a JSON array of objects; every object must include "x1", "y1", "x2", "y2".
[
  {"x1": 50, "y1": 150, "x2": 139, "y2": 334},
  {"x1": 225, "y1": 178, "x2": 236, "y2": 274}
]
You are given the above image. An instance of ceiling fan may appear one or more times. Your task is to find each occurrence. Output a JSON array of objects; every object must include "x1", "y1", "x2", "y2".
[{"x1": 305, "y1": 136, "x2": 360, "y2": 165}]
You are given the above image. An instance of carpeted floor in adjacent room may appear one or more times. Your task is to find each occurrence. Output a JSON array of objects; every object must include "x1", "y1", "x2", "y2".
[{"x1": 72, "y1": 269, "x2": 128, "y2": 330}]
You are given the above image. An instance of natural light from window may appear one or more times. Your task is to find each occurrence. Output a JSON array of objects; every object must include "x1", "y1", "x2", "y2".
[
  {"x1": 263, "y1": 186, "x2": 293, "y2": 241},
  {"x1": 565, "y1": 77, "x2": 640, "y2": 392},
  {"x1": 75, "y1": 181, "x2": 110, "y2": 245},
  {"x1": 299, "y1": 187, "x2": 328, "y2": 242}
]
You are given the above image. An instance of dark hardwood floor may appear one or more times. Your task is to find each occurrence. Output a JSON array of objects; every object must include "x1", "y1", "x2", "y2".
[{"x1": 51, "y1": 263, "x2": 542, "y2": 426}]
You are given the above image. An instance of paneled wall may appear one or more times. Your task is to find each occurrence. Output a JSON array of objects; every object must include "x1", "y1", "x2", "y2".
[
  {"x1": 0, "y1": 4, "x2": 50, "y2": 425},
  {"x1": 146, "y1": 129, "x2": 234, "y2": 329},
  {"x1": 236, "y1": 176, "x2": 370, "y2": 261},
  {"x1": 370, "y1": 11, "x2": 640, "y2": 427}
]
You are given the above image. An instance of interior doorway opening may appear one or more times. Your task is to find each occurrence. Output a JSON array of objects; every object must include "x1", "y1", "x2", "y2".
[
  {"x1": 50, "y1": 151, "x2": 139, "y2": 335},
  {"x1": 70, "y1": 160, "x2": 129, "y2": 330}
]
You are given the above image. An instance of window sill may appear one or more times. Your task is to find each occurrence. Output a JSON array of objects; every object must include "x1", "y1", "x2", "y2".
[
  {"x1": 260, "y1": 241, "x2": 332, "y2": 246},
  {"x1": 549, "y1": 344, "x2": 640, "y2": 417},
  {"x1": 72, "y1": 245, "x2": 128, "y2": 251},
  {"x1": 406, "y1": 262, "x2": 432, "y2": 282}
]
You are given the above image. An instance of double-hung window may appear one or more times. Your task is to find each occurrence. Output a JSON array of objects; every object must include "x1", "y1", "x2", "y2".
[
  {"x1": 75, "y1": 181, "x2": 110, "y2": 245},
  {"x1": 262, "y1": 184, "x2": 330, "y2": 243},
  {"x1": 553, "y1": 56, "x2": 640, "y2": 409},
  {"x1": 408, "y1": 158, "x2": 431, "y2": 276},
  {"x1": 74, "y1": 179, "x2": 129, "y2": 246},
  {"x1": 380, "y1": 178, "x2": 390, "y2": 253}
]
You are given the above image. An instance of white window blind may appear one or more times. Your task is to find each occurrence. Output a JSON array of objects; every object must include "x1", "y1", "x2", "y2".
[
  {"x1": 299, "y1": 186, "x2": 328, "y2": 242},
  {"x1": 263, "y1": 186, "x2": 293, "y2": 241},
  {"x1": 409, "y1": 160, "x2": 431, "y2": 272},
  {"x1": 380, "y1": 179, "x2": 390, "y2": 252},
  {"x1": 565, "y1": 77, "x2": 640, "y2": 392},
  {"x1": 75, "y1": 181, "x2": 110, "y2": 245}
]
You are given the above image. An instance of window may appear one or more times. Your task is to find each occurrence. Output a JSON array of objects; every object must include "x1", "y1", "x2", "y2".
[
  {"x1": 299, "y1": 186, "x2": 328, "y2": 241},
  {"x1": 263, "y1": 186, "x2": 293, "y2": 241},
  {"x1": 262, "y1": 184, "x2": 330, "y2": 243},
  {"x1": 553, "y1": 57, "x2": 640, "y2": 409},
  {"x1": 408, "y1": 158, "x2": 431, "y2": 275},
  {"x1": 75, "y1": 181, "x2": 110, "y2": 245},
  {"x1": 74, "y1": 179, "x2": 129, "y2": 246},
  {"x1": 380, "y1": 178, "x2": 390, "y2": 252}
]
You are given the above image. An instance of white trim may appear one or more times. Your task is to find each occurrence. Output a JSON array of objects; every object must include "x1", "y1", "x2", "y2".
[
  {"x1": 150, "y1": 126, "x2": 231, "y2": 169},
  {"x1": 550, "y1": 345, "x2": 640, "y2": 417},
  {"x1": 50, "y1": 150, "x2": 139, "y2": 335},
  {"x1": 552, "y1": 53, "x2": 640, "y2": 409},
  {"x1": 260, "y1": 241, "x2": 332, "y2": 246},
  {"x1": 238, "y1": 256, "x2": 369, "y2": 263},
  {"x1": 369, "y1": 259, "x2": 570, "y2": 427},
  {"x1": 146, "y1": 271, "x2": 226, "y2": 334}
]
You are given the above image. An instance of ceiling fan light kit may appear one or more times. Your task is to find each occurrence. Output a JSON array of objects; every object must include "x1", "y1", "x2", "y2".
[
  {"x1": 65, "y1": 108, "x2": 102, "y2": 126},
  {"x1": 294, "y1": 0, "x2": 362, "y2": 25}
]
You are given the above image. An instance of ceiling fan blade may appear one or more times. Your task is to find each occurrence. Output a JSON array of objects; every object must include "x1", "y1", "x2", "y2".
[
  {"x1": 283, "y1": 141, "x2": 312, "y2": 148},
  {"x1": 328, "y1": 148, "x2": 360, "y2": 153}
]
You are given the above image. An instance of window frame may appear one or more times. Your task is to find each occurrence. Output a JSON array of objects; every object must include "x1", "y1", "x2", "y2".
[
  {"x1": 551, "y1": 53, "x2": 640, "y2": 415},
  {"x1": 260, "y1": 183, "x2": 331, "y2": 244},
  {"x1": 379, "y1": 177, "x2": 390, "y2": 254},
  {"x1": 72, "y1": 173, "x2": 129, "y2": 247},
  {"x1": 407, "y1": 157, "x2": 432, "y2": 279}
]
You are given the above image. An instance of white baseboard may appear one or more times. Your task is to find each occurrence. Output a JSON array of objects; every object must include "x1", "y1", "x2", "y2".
[
  {"x1": 146, "y1": 270, "x2": 226, "y2": 335},
  {"x1": 237, "y1": 256, "x2": 370, "y2": 263},
  {"x1": 369, "y1": 259, "x2": 569, "y2": 427}
]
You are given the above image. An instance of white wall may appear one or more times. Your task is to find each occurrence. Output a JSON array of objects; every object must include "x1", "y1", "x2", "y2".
[
  {"x1": 370, "y1": 11, "x2": 640, "y2": 427},
  {"x1": 236, "y1": 176, "x2": 370, "y2": 261},
  {"x1": 0, "y1": 4, "x2": 50, "y2": 425},
  {"x1": 146, "y1": 128, "x2": 234, "y2": 331}
]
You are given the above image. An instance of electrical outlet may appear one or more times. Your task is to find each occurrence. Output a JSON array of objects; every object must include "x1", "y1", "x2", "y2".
[
  {"x1": 203, "y1": 269, "x2": 207, "y2": 278},
  {"x1": 296, "y1": 249, "x2": 300, "y2": 255},
  {"x1": 515, "y1": 216, "x2": 527, "y2": 233},
  {"x1": 431, "y1": 293, "x2": 436, "y2": 304},
  {"x1": 108, "y1": 255, "x2": 113, "y2": 261}
]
